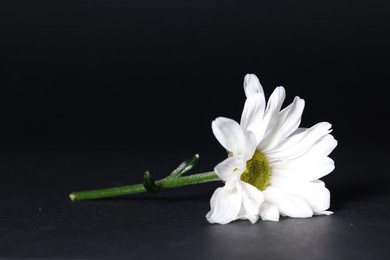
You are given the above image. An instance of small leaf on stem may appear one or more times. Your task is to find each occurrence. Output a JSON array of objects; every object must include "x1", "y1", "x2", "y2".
[
  {"x1": 143, "y1": 171, "x2": 159, "y2": 193},
  {"x1": 168, "y1": 154, "x2": 200, "y2": 179}
]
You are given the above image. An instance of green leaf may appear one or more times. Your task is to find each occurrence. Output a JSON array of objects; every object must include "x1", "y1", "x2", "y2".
[
  {"x1": 143, "y1": 170, "x2": 159, "y2": 193},
  {"x1": 167, "y1": 154, "x2": 200, "y2": 179}
]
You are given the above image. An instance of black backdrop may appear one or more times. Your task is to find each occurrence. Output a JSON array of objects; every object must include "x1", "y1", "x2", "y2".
[{"x1": 0, "y1": 0, "x2": 389, "y2": 258}]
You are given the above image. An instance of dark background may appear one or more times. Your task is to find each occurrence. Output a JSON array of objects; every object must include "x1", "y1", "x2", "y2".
[{"x1": 0, "y1": 0, "x2": 389, "y2": 258}]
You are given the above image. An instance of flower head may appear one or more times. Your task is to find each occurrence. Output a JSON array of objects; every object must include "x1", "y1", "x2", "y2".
[{"x1": 206, "y1": 74, "x2": 337, "y2": 224}]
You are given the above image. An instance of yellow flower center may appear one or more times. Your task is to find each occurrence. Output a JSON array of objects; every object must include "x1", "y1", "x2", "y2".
[{"x1": 240, "y1": 150, "x2": 270, "y2": 191}]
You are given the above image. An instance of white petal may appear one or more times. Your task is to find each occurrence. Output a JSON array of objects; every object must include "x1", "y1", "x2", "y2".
[
  {"x1": 305, "y1": 180, "x2": 331, "y2": 213},
  {"x1": 240, "y1": 94, "x2": 265, "y2": 142},
  {"x1": 273, "y1": 132, "x2": 337, "y2": 161},
  {"x1": 268, "y1": 177, "x2": 331, "y2": 214},
  {"x1": 262, "y1": 97, "x2": 305, "y2": 152},
  {"x1": 270, "y1": 156, "x2": 335, "y2": 181},
  {"x1": 206, "y1": 184, "x2": 242, "y2": 224},
  {"x1": 266, "y1": 122, "x2": 333, "y2": 161},
  {"x1": 243, "y1": 74, "x2": 264, "y2": 98},
  {"x1": 214, "y1": 157, "x2": 245, "y2": 182},
  {"x1": 212, "y1": 117, "x2": 246, "y2": 155},
  {"x1": 243, "y1": 130, "x2": 257, "y2": 161},
  {"x1": 314, "y1": 211, "x2": 333, "y2": 216},
  {"x1": 256, "y1": 87, "x2": 286, "y2": 147},
  {"x1": 260, "y1": 203, "x2": 280, "y2": 221},
  {"x1": 292, "y1": 127, "x2": 307, "y2": 136},
  {"x1": 263, "y1": 187, "x2": 313, "y2": 218},
  {"x1": 309, "y1": 134, "x2": 338, "y2": 157},
  {"x1": 265, "y1": 86, "x2": 286, "y2": 113},
  {"x1": 236, "y1": 181, "x2": 264, "y2": 223}
]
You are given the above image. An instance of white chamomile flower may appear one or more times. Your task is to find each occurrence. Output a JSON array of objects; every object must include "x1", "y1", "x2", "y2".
[{"x1": 207, "y1": 74, "x2": 337, "y2": 224}]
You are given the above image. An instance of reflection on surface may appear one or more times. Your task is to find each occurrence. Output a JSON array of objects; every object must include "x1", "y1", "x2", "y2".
[{"x1": 203, "y1": 216, "x2": 335, "y2": 259}]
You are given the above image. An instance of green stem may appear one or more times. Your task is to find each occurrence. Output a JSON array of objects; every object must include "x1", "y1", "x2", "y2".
[{"x1": 69, "y1": 171, "x2": 220, "y2": 201}]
